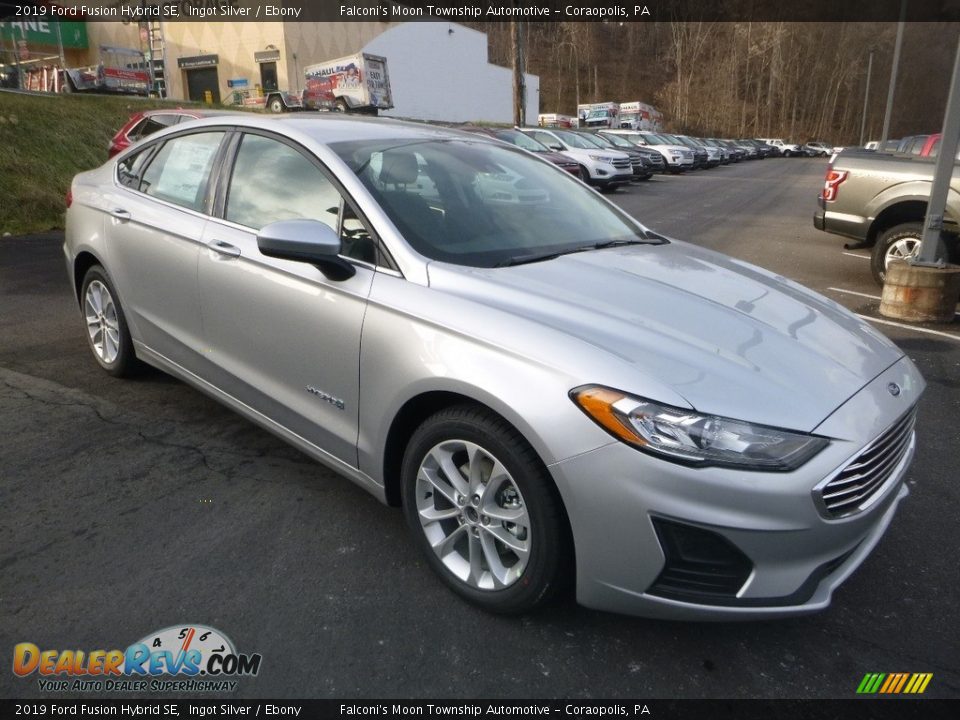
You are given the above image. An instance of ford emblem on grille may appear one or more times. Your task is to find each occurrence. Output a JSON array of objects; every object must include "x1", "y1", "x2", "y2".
[{"x1": 888, "y1": 383, "x2": 901, "y2": 397}]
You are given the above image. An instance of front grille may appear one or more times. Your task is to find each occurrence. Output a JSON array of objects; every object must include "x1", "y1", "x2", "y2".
[
  {"x1": 612, "y1": 158, "x2": 631, "y2": 169},
  {"x1": 680, "y1": 149, "x2": 693, "y2": 159},
  {"x1": 818, "y1": 407, "x2": 917, "y2": 518}
]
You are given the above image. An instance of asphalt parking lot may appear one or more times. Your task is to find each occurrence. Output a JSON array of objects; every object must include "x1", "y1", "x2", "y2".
[{"x1": 1, "y1": 158, "x2": 958, "y2": 701}]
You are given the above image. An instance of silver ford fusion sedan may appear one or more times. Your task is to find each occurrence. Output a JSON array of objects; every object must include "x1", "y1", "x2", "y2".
[{"x1": 64, "y1": 115, "x2": 924, "y2": 619}]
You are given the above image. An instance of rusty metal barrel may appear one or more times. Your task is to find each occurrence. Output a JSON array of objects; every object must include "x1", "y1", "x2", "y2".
[{"x1": 880, "y1": 261, "x2": 960, "y2": 323}]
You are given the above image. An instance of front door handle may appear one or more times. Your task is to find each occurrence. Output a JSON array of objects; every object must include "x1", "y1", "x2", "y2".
[
  {"x1": 109, "y1": 208, "x2": 131, "y2": 221},
  {"x1": 208, "y1": 240, "x2": 241, "y2": 259}
]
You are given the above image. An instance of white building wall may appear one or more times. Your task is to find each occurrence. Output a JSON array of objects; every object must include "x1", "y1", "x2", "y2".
[{"x1": 362, "y1": 22, "x2": 539, "y2": 125}]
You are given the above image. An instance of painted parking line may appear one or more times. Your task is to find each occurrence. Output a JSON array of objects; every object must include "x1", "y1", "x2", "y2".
[
  {"x1": 856, "y1": 314, "x2": 960, "y2": 343},
  {"x1": 842, "y1": 252, "x2": 871, "y2": 260},
  {"x1": 828, "y1": 287, "x2": 882, "y2": 301}
]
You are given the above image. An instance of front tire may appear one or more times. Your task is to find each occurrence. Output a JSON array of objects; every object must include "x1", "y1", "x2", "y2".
[
  {"x1": 401, "y1": 405, "x2": 567, "y2": 614},
  {"x1": 80, "y1": 265, "x2": 137, "y2": 377},
  {"x1": 268, "y1": 97, "x2": 285, "y2": 113}
]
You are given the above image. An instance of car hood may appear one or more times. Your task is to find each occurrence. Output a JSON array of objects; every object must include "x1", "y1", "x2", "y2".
[
  {"x1": 427, "y1": 242, "x2": 903, "y2": 432},
  {"x1": 649, "y1": 144, "x2": 691, "y2": 154},
  {"x1": 562, "y1": 147, "x2": 630, "y2": 160}
]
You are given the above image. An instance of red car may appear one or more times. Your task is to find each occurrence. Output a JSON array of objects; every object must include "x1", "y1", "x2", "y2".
[{"x1": 108, "y1": 109, "x2": 221, "y2": 158}]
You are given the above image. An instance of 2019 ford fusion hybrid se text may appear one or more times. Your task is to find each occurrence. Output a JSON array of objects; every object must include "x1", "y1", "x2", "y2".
[{"x1": 65, "y1": 115, "x2": 923, "y2": 619}]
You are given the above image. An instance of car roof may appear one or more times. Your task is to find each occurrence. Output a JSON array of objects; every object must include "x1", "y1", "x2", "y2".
[
  {"x1": 141, "y1": 107, "x2": 229, "y2": 118},
  {"x1": 170, "y1": 113, "x2": 477, "y2": 145}
]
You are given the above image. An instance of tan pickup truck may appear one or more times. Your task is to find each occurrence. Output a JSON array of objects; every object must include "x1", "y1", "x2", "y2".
[{"x1": 814, "y1": 151, "x2": 959, "y2": 283}]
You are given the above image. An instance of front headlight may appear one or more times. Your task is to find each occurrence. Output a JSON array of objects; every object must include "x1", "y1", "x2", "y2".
[
  {"x1": 589, "y1": 154, "x2": 615, "y2": 163},
  {"x1": 570, "y1": 386, "x2": 828, "y2": 471}
]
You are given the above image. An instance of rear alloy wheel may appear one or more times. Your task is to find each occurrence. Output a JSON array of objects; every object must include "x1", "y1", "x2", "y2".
[
  {"x1": 871, "y1": 222, "x2": 945, "y2": 285},
  {"x1": 81, "y1": 266, "x2": 137, "y2": 377},
  {"x1": 401, "y1": 406, "x2": 567, "y2": 614}
]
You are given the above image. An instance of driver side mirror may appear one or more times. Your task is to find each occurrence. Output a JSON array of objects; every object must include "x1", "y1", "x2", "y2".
[
  {"x1": 257, "y1": 219, "x2": 355, "y2": 280},
  {"x1": 549, "y1": 144, "x2": 564, "y2": 152}
]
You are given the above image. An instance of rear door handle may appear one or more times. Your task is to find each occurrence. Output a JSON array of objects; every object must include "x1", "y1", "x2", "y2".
[
  {"x1": 109, "y1": 208, "x2": 131, "y2": 221},
  {"x1": 208, "y1": 240, "x2": 241, "y2": 258}
]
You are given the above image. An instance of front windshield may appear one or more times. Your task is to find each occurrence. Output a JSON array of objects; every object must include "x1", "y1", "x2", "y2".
[
  {"x1": 332, "y1": 138, "x2": 655, "y2": 268},
  {"x1": 639, "y1": 133, "x2": 668, "y2": 145},
  {"x1": 601, "y1": 133, "x2": 632, "y2": 148},
  {"x1": 495, "y1": 129, "x2": 548, "y2": 153},
  {"x1": 551, "y1": 130, "x2": 599, "y2": 150},
  {"x1": 578, "y1": 133, "x2": 610, "y2": 148}
]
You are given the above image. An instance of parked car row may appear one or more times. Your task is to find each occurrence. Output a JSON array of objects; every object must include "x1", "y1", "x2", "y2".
[{"x1": 464, "y1": 127, "x2": 817, "y2": 192}]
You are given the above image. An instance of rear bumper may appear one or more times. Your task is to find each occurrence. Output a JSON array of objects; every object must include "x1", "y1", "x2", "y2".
[{"x1": 814, "y1": 205, "x2": 826, "y2": 231}]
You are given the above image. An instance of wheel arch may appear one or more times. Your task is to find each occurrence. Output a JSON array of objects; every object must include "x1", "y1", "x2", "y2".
[
  {"x1": 382, "y1": 388, "x2": 576, "y2": 583},
  {"x1": 73, "y1": 251, "x2": 103, "y2": 305},
  {"x1": 382, "y1": 390, "x2": 527, "y2": 508},
  {"x1": 867, "y1": 190, "x2": 960, "y2": 247}
]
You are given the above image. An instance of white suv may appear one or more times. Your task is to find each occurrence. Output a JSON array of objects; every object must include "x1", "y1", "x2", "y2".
[
  {"x1": 519, "y1": 128, "x2": 633, "y2": 191},
  {"x1": 757, "y1": 138, "x2": 804, "y2": 157},
  {"x1": 600, "y1": 130, "x2": 695, "y2": 173}
]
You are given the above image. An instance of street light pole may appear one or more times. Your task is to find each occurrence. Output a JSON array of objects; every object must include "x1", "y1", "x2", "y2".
[
  {"x1": 880, "y1": 0, "x2": 907, "y2": 144},
  {"x1": 859, "y1": 50, "x2": 874, "y2": 146}
]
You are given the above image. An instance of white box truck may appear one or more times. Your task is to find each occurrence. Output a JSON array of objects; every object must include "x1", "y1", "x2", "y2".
[
  {"x1": 240, "y1": 52, "x2": 393, "y2": 114},
  {"x1": 302, "y1": 53, "x2": 393, "y2": 114},
  {"x1": 577, "y1": 102, "x2": 620, "y2": 129},
  {"x1": 618, "y1": 101, "x2": 664, "y2": 131}
]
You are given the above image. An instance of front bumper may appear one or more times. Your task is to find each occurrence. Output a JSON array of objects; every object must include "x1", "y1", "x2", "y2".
[{"x1": 549, "y1": 356, "x2": 923, "y2": 619}]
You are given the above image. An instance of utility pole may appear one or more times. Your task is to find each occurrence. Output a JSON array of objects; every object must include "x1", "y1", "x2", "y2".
[
  {"x1": 512, "y1": 19, "x2": 526, "y2": 127},
  {"x1": 880, "y1": 0, "x2": 907, "y2": 144},
  {"x1": 859, "y1": 50, "x2": 874, "y2": 146}
]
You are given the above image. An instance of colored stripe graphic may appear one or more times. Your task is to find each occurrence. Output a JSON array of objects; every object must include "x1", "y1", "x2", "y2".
[{"x1": 857, "y1": 672, "x2": 932, "y2": 694}]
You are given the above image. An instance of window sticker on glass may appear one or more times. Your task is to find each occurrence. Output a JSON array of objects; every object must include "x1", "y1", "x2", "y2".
[{"x1": 142, "y1": 133, "x2": 223, "y2": 211}]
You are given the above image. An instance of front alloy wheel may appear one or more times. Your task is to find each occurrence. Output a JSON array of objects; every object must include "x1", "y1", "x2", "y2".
[
  {"x1": 414, "y1": 439, "x2": 531, "y2": 590},
  {"x1": 402, "y1": 406, "x2": 567, "y2": 613}
]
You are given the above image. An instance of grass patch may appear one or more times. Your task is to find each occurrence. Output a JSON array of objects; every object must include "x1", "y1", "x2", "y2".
[{"x1": 0, "y1": 92, "x2": 210, "y2": 235}]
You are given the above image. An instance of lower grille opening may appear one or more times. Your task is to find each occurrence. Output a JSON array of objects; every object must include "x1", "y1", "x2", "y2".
[
  {"x1": 648, "y1": 518, "x2": 860, "y2": 608},
  {"x1": 647, "y1": 519, "x2": 753, "y2": 603}
]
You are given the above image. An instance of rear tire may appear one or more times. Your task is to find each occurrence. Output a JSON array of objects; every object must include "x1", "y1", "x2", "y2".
[
  {"x1": 401, "y1": 405, "x2": 568, "y2": 614},
  {"x1": 80, "y1": 265, "x2": 138, "y2": 377},
  {"x1": 577, "y1": 165, "x2": 590, "y2": 183},
  {"x1": 268, "y1": 97, "x2": 285, "y2": 113},
  {"x1": 871, "y1": 222, "x2": 945, "y2": 285}
]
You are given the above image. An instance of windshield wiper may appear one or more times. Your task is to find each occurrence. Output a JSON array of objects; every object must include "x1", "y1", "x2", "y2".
[
  {"x1": 592, "y1": 234, "x2": 667, "y2": 249},
  {"x1": 494, "y1": 252, "x2": 563, "y2": 267},
  {"x1": 495, "y1": 235, "x2": 668, "y2": 267}
]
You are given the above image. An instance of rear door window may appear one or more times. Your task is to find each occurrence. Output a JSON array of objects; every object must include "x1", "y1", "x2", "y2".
[{"x1": 139, "y1": 132, "x2": 225, "y2": 212}]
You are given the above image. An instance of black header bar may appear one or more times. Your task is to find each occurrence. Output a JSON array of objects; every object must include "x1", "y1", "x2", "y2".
[{"x1": 1, "y1": 0, "x2": 959, "y2": 23}]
